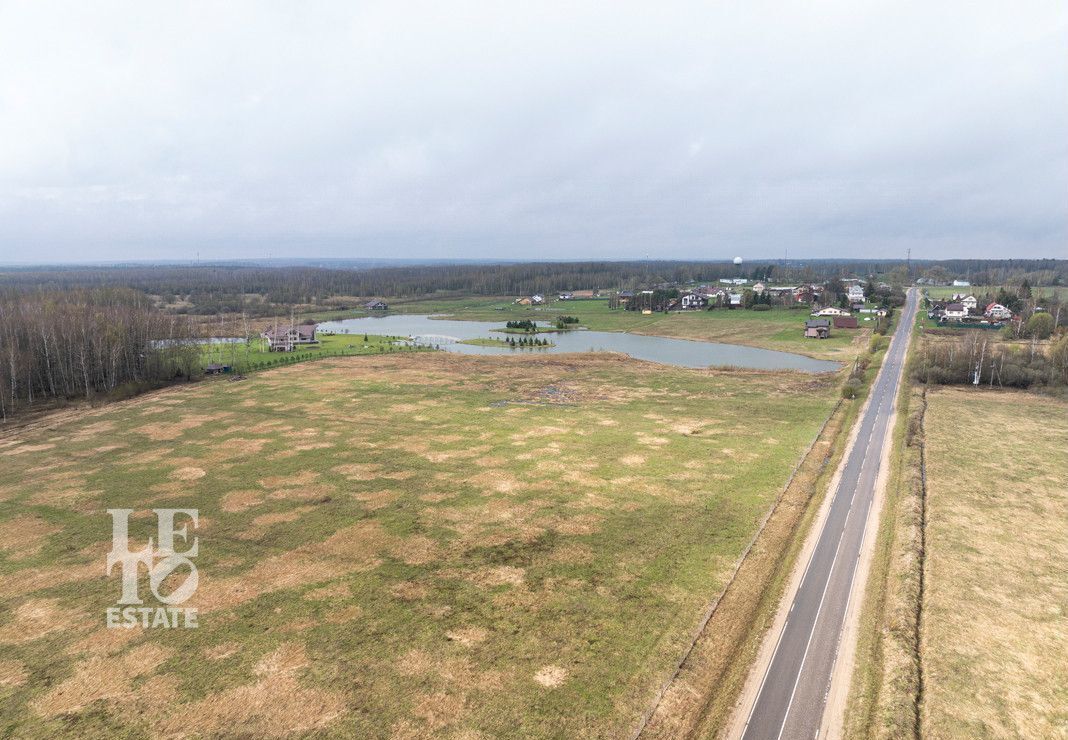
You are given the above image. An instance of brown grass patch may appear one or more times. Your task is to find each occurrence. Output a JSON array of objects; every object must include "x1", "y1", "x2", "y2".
[
  {"x1": 205, "y1": 642, "x2": 241, "y2": 661},
  {"x1": 155, "y1": 643, "x2": 346, "y2": 737},
  {"x1": 0, "y1": 515, "x2": 59, "y2": 559},
  {"x1": 1, "y1": 443, "x2": 56, "y2": 456},
  {"x1": 31, "y1": 643, "x2": 172, "y2": 717},
  {"x1": 0, "y1": 598, "x2": 81, "y2": 644},
  {"x1": 0, "y1": 659, "x2": 28, "y2": 687},
  {"x1": 325, "y1": 604, "x2": 364, "y2": 624},
  {"x1": 259, "y1": 470, "x2": 320, "y2": 489},
  {"x1": 467, "y1": 566, "x2": 525, "y2": 588},
  {"x1": 446, "y1": 626, "x2": 488, "y2": 647},
  {"x1": 391, "y1": 581, "x2": 429, "y2": 601},
  {"x1": 169, "y1": 465, "x2": 206, "y2": 481},
  {"x1": 135, "y1": 413, "x2": 219, "y2": 441},
  {"x1": 354, "y1": 490, "x2": 399, "y2": 511},
  {"x1": 221, "y1": 489, "x2": 265, "y2": 512},
  {"x1": 189, "y1": 520, "x2": 395, "y2": 612},
  {"x1": 0, "y1": 560, "x2": 100, "y2": 599},
  {"x1": 66, "y1": 625, "x2": 144, "y2": 657},
  {"x1": 533, "y1": 665, "x2": 569, "y2": 688}
]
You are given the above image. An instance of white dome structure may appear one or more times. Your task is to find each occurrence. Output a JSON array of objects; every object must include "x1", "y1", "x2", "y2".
[{"x1": 733, "y1": 256, "x2": 743, "y2": 265}]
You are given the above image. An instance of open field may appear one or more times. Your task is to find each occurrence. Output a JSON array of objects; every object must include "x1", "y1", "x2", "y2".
[
  {"x1": 921, "y1": 388, "x2": 1068, "y2": 738},
  {"x1": 0, "y1": 352, "x2": 838, "y2": 737}
]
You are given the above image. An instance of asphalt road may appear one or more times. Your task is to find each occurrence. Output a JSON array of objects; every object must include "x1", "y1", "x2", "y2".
[{"x1": 740, "y1": 288, "x2": 919, "y2": 740}]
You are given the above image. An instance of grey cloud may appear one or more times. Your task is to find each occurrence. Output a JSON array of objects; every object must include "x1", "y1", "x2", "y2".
[{"x1": 0, "y1": 0, "x2": 1065, "y2": 262}]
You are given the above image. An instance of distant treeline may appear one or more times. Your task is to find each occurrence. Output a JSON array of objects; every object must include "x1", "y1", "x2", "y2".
[
  {"x1": 0, "y1": 288, "x2": 199, "y2": 420},
  {"x1": 1, "y1": 259, "x2": 1064, "y2": 316}
]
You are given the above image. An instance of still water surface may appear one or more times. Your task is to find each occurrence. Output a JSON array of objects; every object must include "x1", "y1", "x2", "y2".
[{"x1": 317, "y1": 315, "x2": 839, "y2": 373}]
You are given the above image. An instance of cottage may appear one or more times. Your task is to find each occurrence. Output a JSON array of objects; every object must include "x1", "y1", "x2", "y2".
[
  {"x1": 984, "y1": 302, "x2": 1013, "y2": 320},
  {"x1": 364, "y1": 300, "x2": 388, "y2": 311},
  {"x1": 952, "y1": 279, "x2": 971, "y2": 287},
  {"x1": 680, "y1": 292, "x2": 707, "y2": 309},
  {"x1": 833, "y1": 316, "x2": 859, "y2": 329},
  {"x1": 804, "y1": 319, "x2": 831, "y2": 339},
  {"x1": 204, "y1": 363, "x2": 232, "y2": 375},
  {"x1": 752, "y1": 281, "x2": 766, "y2": 295},
  {"x1": 942, "y1": 302, "x2": 967, "y2": 321},
  {"x1": 959, "y1": 295, "x2": 978, "y2": 313},
  {"x1": 558, "y1": 292, "x2": 575, "y2": 300},
  {"x1": 847, "y1": 284, "x2": 866, "y2": 302},
  {"x1": 728, "y1": 293, "x2": 743, "y2": 307},
  {"x1": 814, "y1": 307, "x2": 851, "y2": 317},
  {"x1": 530, "y1": 294, "x2": 545, "y2": 305},
  {"x1": 261, "y1": 324, "x2": 319, "y2": 352}
]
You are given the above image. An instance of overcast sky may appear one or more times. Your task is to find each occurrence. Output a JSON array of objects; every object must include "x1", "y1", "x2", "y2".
[{"x1": 1, "y1": 1, "x2": 1065, "y2": 263}]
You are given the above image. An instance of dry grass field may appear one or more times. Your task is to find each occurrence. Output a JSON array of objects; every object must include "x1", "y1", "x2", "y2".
[
  {"x1": 0, "y1": 352, "x2": 837, "y2": 738},
  {"x1": 922, "y1": 388, "x2": 1068, "y2": 738}
]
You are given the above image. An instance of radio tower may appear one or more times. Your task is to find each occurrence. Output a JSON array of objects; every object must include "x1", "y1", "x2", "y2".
[{"x1": 906, "y1": 247, "x2": 911, "y2": 279}]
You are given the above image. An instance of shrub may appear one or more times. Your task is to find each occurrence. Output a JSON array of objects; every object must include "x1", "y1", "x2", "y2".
[
  {"x1": 1025, "y1": 312, "x2": 1054, "y2": 339},
  {"x1": 842, "y1": 378, "x2": 863, "y2": 399}
]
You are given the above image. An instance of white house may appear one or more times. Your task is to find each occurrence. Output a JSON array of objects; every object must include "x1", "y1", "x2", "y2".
[
  {"x1": 847, "y1": 284, "x2": 866, "y2": 302},
  {"x1": 960, "y1": 295, "x2": 978, "y2": 313},
  {"x1": 728, "y1": 293, "x2": 743, "y2": 307},
  {"x1": 531, "y1": 294, "x2": 545, "y2": 305},
  {"x1": 952, "y1": 279, "x2": 971, "y2": 287},
  {"x1": 984, "y1": 302, "x2": 1013, "y2": 320},
  {"x1": 680, "y1": 292, "x2": 707, "y2": 309},
  {"x1": 942, "y1": 302, "x2": 968, "y2": 321},
  {"x1": 814, "y1": 307, "x2": 851, "y2": 317},
  {"x1": 752, "y1": 281, "x2": 766, "y2": 295}
]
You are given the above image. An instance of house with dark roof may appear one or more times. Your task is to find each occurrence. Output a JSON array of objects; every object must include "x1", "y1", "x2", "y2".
[
  {"x1": 261, "y1": 324, "x2": 319, "y2": 352},
  {"x1": 365, "y1": 300, "x2": 389, "y2": 310},
  {"x1": 804, "y1": 319, "x2": 831, "y2": 339},
  {"x1": 943, "y1": 303, "x2": 967, "y2": 322}
]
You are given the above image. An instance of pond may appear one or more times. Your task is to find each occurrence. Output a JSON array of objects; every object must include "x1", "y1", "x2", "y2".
[{"x1": 317, "y1": 315, "x2": 839, "y2": 373}]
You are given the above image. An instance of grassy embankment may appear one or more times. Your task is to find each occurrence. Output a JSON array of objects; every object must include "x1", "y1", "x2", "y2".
[
  {"x1": 846, "y1": 312, "x2": 1068, "y2": 738},
  {"x1": 199, "y1": 333, "x2": 431, "y2": 374},
  {"x1": 0, "y1": 352, "x2": 839, "y2": 738}
]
